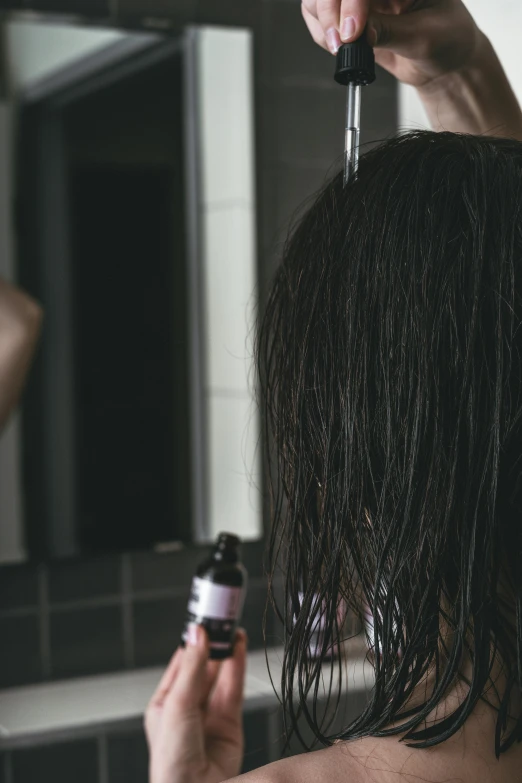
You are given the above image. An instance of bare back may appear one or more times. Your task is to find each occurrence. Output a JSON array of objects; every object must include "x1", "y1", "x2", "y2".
[{"x1": 243, "y1": 706, "x2": 522, "y2": 783}]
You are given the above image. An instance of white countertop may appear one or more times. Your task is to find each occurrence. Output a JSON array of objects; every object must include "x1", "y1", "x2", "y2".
[{"x1": 0, "y1": 644, "x2": 374, "y2": 749}]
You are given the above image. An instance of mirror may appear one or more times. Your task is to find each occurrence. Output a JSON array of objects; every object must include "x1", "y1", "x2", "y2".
[{"x1": 0, "y1": 20, "x2": 262, "y2": 562}]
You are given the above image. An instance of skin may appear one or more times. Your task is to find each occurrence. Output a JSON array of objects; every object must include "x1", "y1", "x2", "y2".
[
  {"x1": 0, "y1": 278, "x2": 43, "y2": 432},
  {"x1": 145, "y1": 2, "x2": 522, "y2": 782},
  {"x1": 145, "y1": 625, "x2": 248, "y2": 783}
]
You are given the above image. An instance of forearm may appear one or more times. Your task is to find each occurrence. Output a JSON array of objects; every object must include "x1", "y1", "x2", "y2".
[
  {"x1": 417, "y1": 32, "x2": 522, "y2": 141},
  {"x1": 0, "y1": 280, "x2": 43, "y2": 431}
]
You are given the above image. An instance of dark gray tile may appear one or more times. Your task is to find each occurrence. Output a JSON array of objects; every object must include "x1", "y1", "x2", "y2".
[
  {"x1": 23, "y1": 0, "x2": 109, "y2": 12},
  {"x1": 50, "y1": 605, "x2": 124, "y2": 678},
  {"x1": 131, "y1": 546, "x2": 207, "y2": 593},
  {"x1": 132, "y1": 541, "x2": 265, "y2": 591},
  {"x1": 0, "y1": 615, "x2": 42, "y2": 688},
  {"x1": 273, "y1": 164, "x2": 333, "y2": 236},
  {"x1": 240, "y1": 540, "x2": 267, "y2": 580},
  {"x1": 33, "y1": 0, "x2": 109, "y2": 12},
  {"x1": 108, "y1": 731, "x2": 148, "y2": 783},
  {"x1": 242, "y1": 709, "x2": 270, "y2": 773},
  {"x1": 12, "y1": 740, "x2": 98, "y2": 783},
  {"x1": 256, "y1": 85, "x2": 278, "y2": 175},
  {"x1": 195, "y1": 0, "x2": 259, "y2": 26},
  {"x1": 272, "y1": 65, "x2": 397, "y2": 166},
  {"x1": 273, "y1": 85, "x2": 345, "y2": 165},
  {"x1": 0, "y1": 563, "x2": 39, "y2": 611},
  {"x1": 268, "y1": 0, "x2": 335, "y2": 86},
  {"x1": 360, "y1": 70, "x2": 398, "y2": 146},
  {"x1": 116, "y1": 0, "x2": 193, "y2": 25},
  {"x1": 133, "y1": 595, "x2": 187, "y2": 667},
  {"x1": 239, "y1": 581, "x2": 269, "y2": 649},
  {"x1": 48, "y1": 555, "x2": 121, "y2": 605},
  {"x1": 257, "y1": 95, "x2": 279, "y2": 250}
]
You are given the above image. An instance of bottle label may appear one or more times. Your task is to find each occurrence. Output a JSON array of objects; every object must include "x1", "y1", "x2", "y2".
[{"x1": 181, "y1": 577, "x2": 245, "y2": 650}]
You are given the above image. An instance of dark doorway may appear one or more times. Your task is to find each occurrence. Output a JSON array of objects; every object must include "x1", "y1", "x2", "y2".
[{"x1": 70, "y1": 168, "x2": 177, "y2": 551}]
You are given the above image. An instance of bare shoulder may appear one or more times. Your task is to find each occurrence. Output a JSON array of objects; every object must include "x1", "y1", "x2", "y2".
[{"x1": 227, "y1": 742, "x2": 365, "y2": 783}]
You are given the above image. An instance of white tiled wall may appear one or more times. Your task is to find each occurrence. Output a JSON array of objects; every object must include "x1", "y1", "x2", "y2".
[
  {"x1": 399, "y1": 1, "x2": 522, "y2": 130},
  {"x1": 202, "y1": 206, "x2": 257, "y2": 393},
  {"x1": 5, "y1": 22, "x2": 126, "y2": 90},
  {"x1": 208, "y1": 395, "x2": 261, "y2": 540},
  {"x1": 198, "y1": 28, "x2": 255, "y2": 208},
  {"x1": 196, "y1": 28, "x2": 262, "y2": 542}
]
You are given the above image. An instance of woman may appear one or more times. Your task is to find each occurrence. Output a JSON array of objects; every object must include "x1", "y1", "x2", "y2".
[{"x1": 145, "y1": 2, "x2": 522, "y2": 782}]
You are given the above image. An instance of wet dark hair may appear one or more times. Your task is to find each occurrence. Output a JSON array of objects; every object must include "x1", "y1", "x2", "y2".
[{"x1": 257, "y1": 130, "x2": 522, "y2": 758}]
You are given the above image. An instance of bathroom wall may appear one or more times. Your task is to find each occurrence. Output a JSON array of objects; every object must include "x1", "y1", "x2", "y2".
[
  {"x1": 0, "y1": 0, "x2": 397, "y2": 691},
  {"x1": 5, "y1": 21, "x2": 126, "y2": 89},
  {"x1": 0, "y1": 0, "x2": 397, "y2": 778}
]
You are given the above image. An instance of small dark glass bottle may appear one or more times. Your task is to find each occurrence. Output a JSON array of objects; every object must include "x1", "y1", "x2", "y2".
[{"x1": 180, "y1": 532, "x2": 248, "y2": 659}]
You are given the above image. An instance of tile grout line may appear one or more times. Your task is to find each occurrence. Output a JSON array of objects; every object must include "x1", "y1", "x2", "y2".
[
  {"x1": 121, "y1": 554, "x2": 135, "y2": 669},
  {"x1": 0, "y1": 577, "x2": 272, "y2": 619},
  {"x1": 97, "y1": 734, "x2": 109, "y2": 783},
  {"x1": 38, "y1": 564, "x2": 52, "y2": 679}
]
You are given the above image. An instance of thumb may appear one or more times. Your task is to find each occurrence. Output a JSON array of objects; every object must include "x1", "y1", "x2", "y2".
[{"x1": 368, "y1": 8, "x2": 438, "y2": 58}]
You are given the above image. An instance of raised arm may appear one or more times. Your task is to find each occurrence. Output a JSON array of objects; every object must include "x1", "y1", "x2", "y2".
[
  {"x1": 0, "y1": 278, "x2": 43, "y2": 432},
  {"x1": 301, "y1": 0, "x2": 522, "y2": 141}
]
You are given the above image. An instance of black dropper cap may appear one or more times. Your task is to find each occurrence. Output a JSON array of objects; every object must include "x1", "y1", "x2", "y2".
[
  {"x1": 334, "y1": 34, "x2": 376, "y2": 86},
  {"x1": 213, "y1": 532, "x2": 241, "y2": 562}
]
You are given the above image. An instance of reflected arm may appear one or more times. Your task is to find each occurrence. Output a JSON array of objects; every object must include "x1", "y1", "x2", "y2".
[{"x1": 0, "y1": 278, "x2": 43, "y2": 432}]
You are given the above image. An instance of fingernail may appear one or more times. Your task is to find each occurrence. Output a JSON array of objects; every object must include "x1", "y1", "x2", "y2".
[
  {"x1": 341, "y1": 16, "x2": 356, "y2": 42},
  {"x1": 325, "y1": 27, "x2": 341, "y2": 55},
  {"x1": 187, "y1": 622, "x2": 200, "y2": 646}
]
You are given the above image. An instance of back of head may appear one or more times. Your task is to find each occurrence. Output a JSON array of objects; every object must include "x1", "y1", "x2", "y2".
[{"x1": 258, "y1": 130, "x2": 522, "y2": 756}]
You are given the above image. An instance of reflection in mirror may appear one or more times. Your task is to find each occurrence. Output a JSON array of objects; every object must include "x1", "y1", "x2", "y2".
[{"x1": 0, "y1": 21, "x2": 261, "y2": 563}]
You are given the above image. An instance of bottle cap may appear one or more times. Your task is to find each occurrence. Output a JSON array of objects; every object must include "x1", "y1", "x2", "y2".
[
  {"x1": 216, "y1": 532, "x2": 241, "y2": 548},
  {"x1": 214, "y1": 532, "x2": 241, "y2": 562},
  {"x1": 334, "y1": 36, "x2": 376, "y2": 86}
]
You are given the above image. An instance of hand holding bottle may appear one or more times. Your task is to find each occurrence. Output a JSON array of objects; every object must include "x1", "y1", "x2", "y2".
[{"x1": 145, "y1": 623, "x2": 248, "y2": 783}]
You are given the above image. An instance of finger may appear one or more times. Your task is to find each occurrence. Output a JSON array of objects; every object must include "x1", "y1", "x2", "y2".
[
  {"x1": 373, "y1": 47, "x2": 397, "y2": 72},
  {"x1": 302, "y1": 0, "x2": 318, "y2": 18},
  {"x1": 200, "y1": 658, "x2": 222, "y2": 705},
  {"x1": 368, "y1": 8, "x2": 436, "y2": 58},
  {"x1": 148, "y1": 646, "x2": 183, "y2": 708},
  {"x1": 164, "y1": 623, "x2": 211, "y2": 712},
  {"x1": 316, "y1": 0, "x2": 342, "y2": 54},
  {"x1": 207, "y1": 628, "x2": 248, "y2": 718},
  {"x1": 302, "y1": 4, "x2": 328, "y2": 51},
  {"x1": 339, "y1": 0, "x2": 370, "y2": 43}
]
